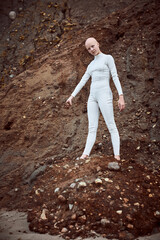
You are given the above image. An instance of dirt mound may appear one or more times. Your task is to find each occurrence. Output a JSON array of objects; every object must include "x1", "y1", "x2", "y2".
[{"x1": 27, "y1": 156, "x2": 160, "y2": 239}]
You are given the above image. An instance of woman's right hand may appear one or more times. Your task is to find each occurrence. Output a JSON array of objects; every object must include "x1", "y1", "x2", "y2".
[{"x1": 65, "y1": 95, "x2": 74, "y2": 108}]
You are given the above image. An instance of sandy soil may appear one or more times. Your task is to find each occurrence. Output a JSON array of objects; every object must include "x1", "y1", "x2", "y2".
[{"x1": 0, "y1": 210, "x2": 160, "y2": 240}]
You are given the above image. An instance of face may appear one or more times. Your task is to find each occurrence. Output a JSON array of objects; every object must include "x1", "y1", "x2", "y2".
[{"x1": 85, "y1": 38, "x2": 101, "y2": 56}]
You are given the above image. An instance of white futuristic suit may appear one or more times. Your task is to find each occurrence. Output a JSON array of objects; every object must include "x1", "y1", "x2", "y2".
[{"x1": 71, "y1": 53, "x2": 123, "y2": 156}]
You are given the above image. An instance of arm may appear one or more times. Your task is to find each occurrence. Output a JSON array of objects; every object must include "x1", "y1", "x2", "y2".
[
  {"x1": 66, "y1": 68, "x2": 90, "y2": 107},
  {"x1": 71, "y1": 69, "x2": 90, "y2": 97},
  {"x1": 107, "y1": 55, "x2": 125, "y2": 111}
]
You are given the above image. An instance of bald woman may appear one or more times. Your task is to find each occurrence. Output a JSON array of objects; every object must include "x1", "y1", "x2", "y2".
[{"x1": 66, "y1": 37, "x2": 125, "y2": 160}]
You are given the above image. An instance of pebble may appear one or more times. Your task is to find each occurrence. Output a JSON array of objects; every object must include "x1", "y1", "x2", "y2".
[
  {"x1": 134, "y1": 202, "x2": 140, "y2": 207},
  {"x1": 75, "y1": 178, "x2": 81, "y2": 182},
  {"x1": 70, "y1": 183, "x2": 76, "y2": 188},
  {"x1": 9, "y1": 11, "x2": 16, "y2": 20},
  {"x1": 61, "y1": 227, "x2": 68, "y2": 233},
  {"x1": 78, "y1": 181, "x2": 87, "y2": 188},
  {"x1": 79, "y1": 215, "x2": 87, "y2": 223},
  {"x1": 101, "y1": 218, "x2": 110, "y2": 226},
  {"x1": 95, "y1": 178, "x2": 102, "y2": 184},
  {"x1": 54, "y1": 187, "x2": 60, "y2": 193},
  {"x1": 40, "y1": 209, "x2": 47, "y2": 220},
  {"x1": 35, "y1": 188, "x2": 44, "y2": 195},
  {"x1": 58, "y1": 195, "x2": 66, "y2": 202},
  {"x1": 154, "y1": 211, "x2": 160, "y2": 216},
  {"x1": 69, "y1": 204, "x2": 73, "y2": 210},
  {"x1": 116, "y1": 210, "x2": 122, "y2": 214},
  {"x1": 127, "y1": 223, "x2": 134, "y2": 229},
  {"x1": 108, "y1": 162, "x2": 120, "y2": 170},
  {"x1": 9, "y1": 74, "x2": 14, "y2": 78},
  {"x1": 96, "y1": 166, "x2": 101, "y2": 172},
  {"x1": 85, "y1": 159, "x2": 90, "y2": 163},
  {"x1": 104, "y1": 178, "x2": 113, "y2": 183},
  {"x1": 71, "y1": 213, "x2": 77, "y2": 220}
]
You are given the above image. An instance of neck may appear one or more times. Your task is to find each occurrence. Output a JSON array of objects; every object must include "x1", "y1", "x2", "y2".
[{"x1": 94, "y1": 51, "x2": 102, "y2": 59}]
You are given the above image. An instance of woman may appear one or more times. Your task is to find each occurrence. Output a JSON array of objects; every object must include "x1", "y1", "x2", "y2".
[{"x1": 66, "y1": 37, "x2": 125, "y2": 160}]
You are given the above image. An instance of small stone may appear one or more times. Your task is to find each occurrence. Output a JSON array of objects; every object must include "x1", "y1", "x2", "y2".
[
  {"x1": 70, "y1": 183, "x2": 76, "y2": 188},
  {"x1": 69, "y1": 204, "x2": 73, "y2": 210},
  {"x1": 35, "y1": 188, "x2": 44, "y2": 195},
  {"x1": 104, "y1": 178, "x2": 113, "y2": 183},
  {"x1": 96, "y1": 166, "x2": 101, "y2": 172},
  {"x1": 146, "y1": 175, "x2": 151, "y2": 180},
  {"x1": 154, "y1": 211, "x2": 160, "y2": 217},
  {"x1": 95, "y1": 178, "x2": 102, "y2": 184},
  {"x1": 127, "y1": 224, "x2": 134, "y2": 229},
  {"x1": 63, "y1": 164, "x2": 69, "y2": 169},
  {"x1": 61, "y1": 227, "x2": 68, "y2": 233},
  {"x1": 79, "y1": 215, "x2": 87, "y2": 223},
  {"x1": 71, "y1": 213, "x2": 77, "y2": 220},
  {"x1": 101, "y1": 218, "x2": 110, "y2": 226},
  {"x1": 134, "y1": 202, "x2": 140, "y2": 207},
  {"x1": 9, "y1": 74, "x2": 14, "y2": 78},
  {"x1": 126, "y1": 214, "x2": 132, "y2": 221},
  {"x1": 18, "y1": 7, "x2": 23, "y2": 12},
  {"x1": 151, "y1": 117, "x2": 157, "y2": 123},
  {"x1": 123, "y1": 198, "x2": 129, "y2": 203},
  {"x1": 14, "y1": 188, "x2": 19, "y2": 192},
  {"x1": 58, "y1": 195, "x2": 66, "y2": 202},
  {"x1": 136, "y1": 146, "x2": 140, "y2": 150},
  {"x1": 63, "y1": 144, "x2": 68, "y2": 148},
  {"x1": 9, "y1": 11, "x2": 16, "y2": 20},
  {"x1": 40, "y1": 209, "x2": 47, "y2": 220},
  {"x1": 108, "y1": 162, "x2": 120, "y2": 170},
  {"x1": 54, "y1": 187, "x2": 60, "y2": 193},
  {"x1": 85, "y1": 159, "x2": 90, "y2": 163},
  {"x1": 75, "y1": 178, "x2": 81, "y2": 182},
  {"x1": 78, "y1": 181, "x2": 87, "y2": 188},
  {"x1": 116, "y1": 210, "x2": 122, "y2": 214}
]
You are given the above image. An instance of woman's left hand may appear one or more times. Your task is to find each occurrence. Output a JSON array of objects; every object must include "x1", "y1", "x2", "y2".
[{"x1": 118, "y1": 95, "x2": 125, "y2": 111}]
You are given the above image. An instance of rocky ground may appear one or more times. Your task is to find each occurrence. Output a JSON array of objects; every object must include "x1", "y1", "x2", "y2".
[{"x1": 0, "y1": 0, "x2": 160, "y2": 239}]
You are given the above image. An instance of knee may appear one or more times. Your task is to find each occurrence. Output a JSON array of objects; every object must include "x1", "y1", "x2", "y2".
[
  {"x1": 88, "y1": 125, "x2": 98, "y2": 134},
  {"x1": 107, "y1": 123, "x2": 118, "y2": 134}
]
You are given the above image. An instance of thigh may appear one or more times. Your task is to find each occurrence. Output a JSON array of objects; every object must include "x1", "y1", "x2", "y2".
[
  {"x1": 87, "y1": 96, "x2": 100, "y2": 127},
  {"x1": 98, "y1": 94, "x2": 115, "y2": 125}
]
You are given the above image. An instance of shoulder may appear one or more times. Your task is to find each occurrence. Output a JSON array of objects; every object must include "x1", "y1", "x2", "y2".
[
  {"x1": 103, "y1": 54, "x2": 115, "y2": 64},
  {"x1": 104, "y1": 54, "x2": 114, "y2": 60},
  {"x1": 87, "y1": 59, "x2": 94, "y2": 70}
]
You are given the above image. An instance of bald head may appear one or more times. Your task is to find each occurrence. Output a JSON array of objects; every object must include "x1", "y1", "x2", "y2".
[
  {"x1": 85, "y1": 37, "x2": 101, "y2": 56},
  {"x1": 85, "y1": 37, "x2": 98, "y2": 47}
]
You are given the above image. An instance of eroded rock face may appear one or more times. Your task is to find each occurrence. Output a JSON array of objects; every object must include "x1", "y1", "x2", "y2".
[
  {"x1": 0, "y1": 0, "x2": 133, "y2": 84},
  {"x1": 0, "y1": 0, "x2": 159, "y2": 171}
]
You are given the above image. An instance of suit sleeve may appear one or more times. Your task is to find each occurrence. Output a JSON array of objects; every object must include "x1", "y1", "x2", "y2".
[
  {"x1": 71, "y1": 68, "x2": 90, "y2": 97},
  {"x1": 107, "y1": 55, "x2": 123, "y2": 96}
]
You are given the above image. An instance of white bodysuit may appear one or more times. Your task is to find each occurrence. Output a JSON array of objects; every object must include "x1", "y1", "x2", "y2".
[{"x1": 71, "y1": 53, "x2": 123, "y2": 156}]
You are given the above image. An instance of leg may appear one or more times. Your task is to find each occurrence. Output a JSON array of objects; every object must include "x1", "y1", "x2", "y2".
[
  {"x1": 98, "y1": 95, "x2": 120, "y2": 157},
  {"x1": 82, "y1": 96, "x2": 100, "y2": 156}
]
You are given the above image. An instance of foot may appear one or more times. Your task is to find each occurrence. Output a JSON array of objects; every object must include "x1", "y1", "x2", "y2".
[
  {"x1": 80, "y1": 154, "x2": 89, "y2": 160},
  {"x1": 114, "y1": 155, "x2": 120, "y2": 161}
]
